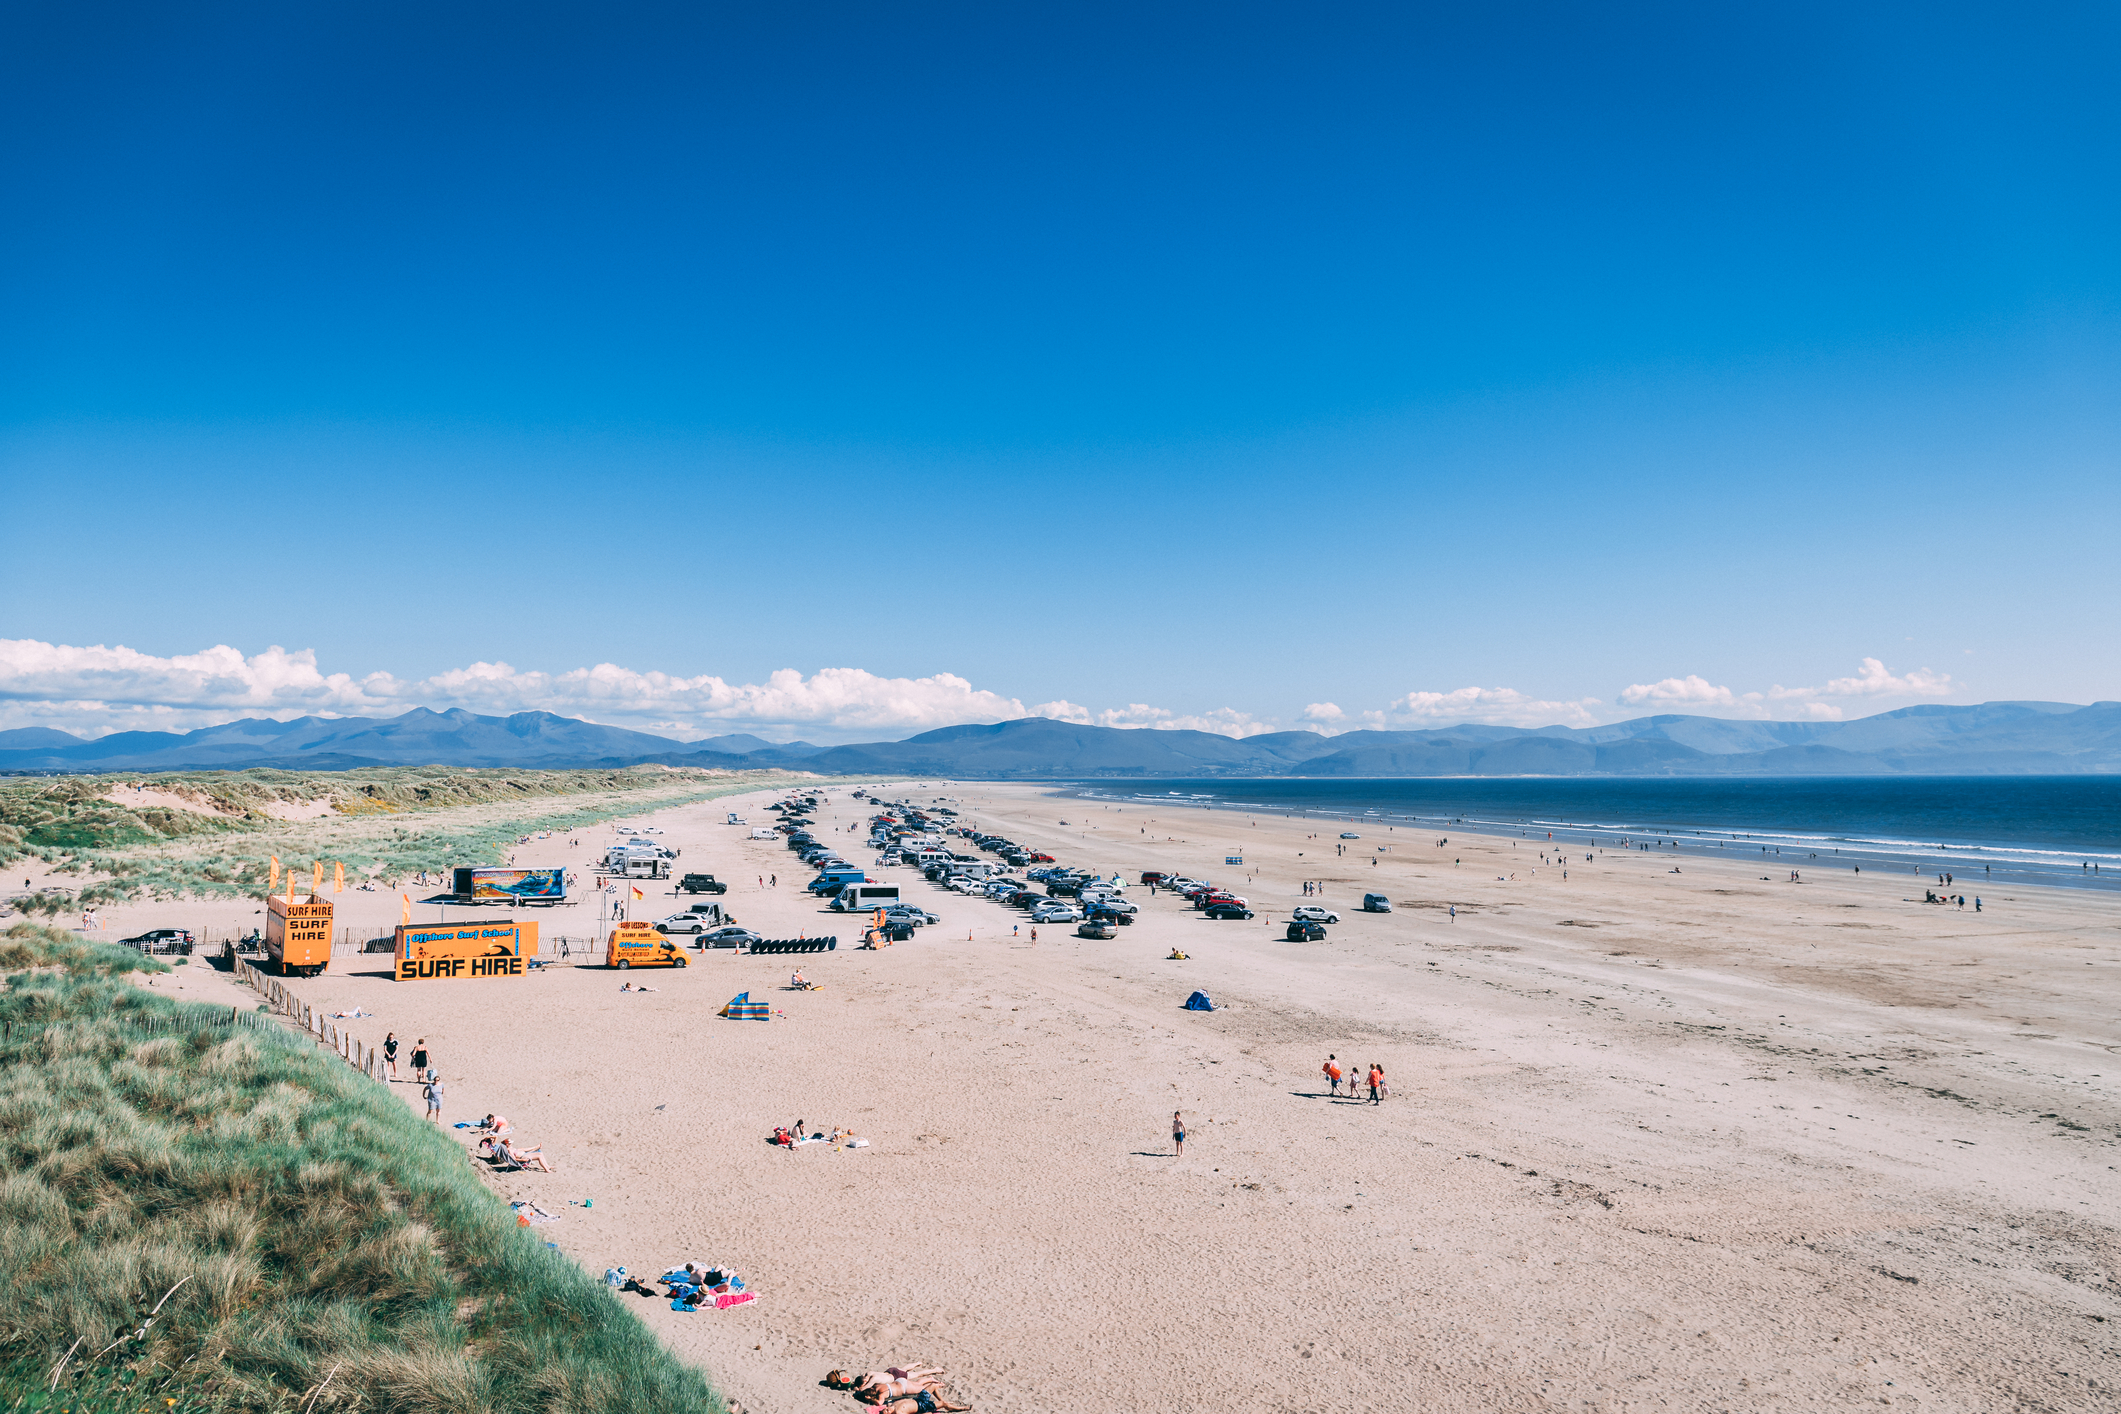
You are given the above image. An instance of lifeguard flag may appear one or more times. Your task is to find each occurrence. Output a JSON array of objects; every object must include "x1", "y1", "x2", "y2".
[
  {"x1": 333, "y1": 861, "x2": 345, "y2": 894},
  {"x1": 400, "y1": 892, "x2": 412, "y2": 924},
  {"x1": 269, "y1": 856, "x2": 280, "y2": 890},
  {"x1": 631, "y1": 885, "x2": 644, "y2": 900}
]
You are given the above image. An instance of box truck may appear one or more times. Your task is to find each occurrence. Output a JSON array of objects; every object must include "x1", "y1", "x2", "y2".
[{"x1": 267, "y1": 894, "x2": 334, "y2": 977}]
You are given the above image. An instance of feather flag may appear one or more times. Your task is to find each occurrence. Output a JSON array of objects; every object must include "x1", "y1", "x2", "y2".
[
  {"x1": 285, "y1": 870, "x2": 295, "y2": 905},
  {"x1": 269, "y1": 856, "x2": 280, "y2": 891},
  {"x1": 401, "y1": 893, "x2": 412, "y2": 925},
  {"x1": 333, "y1": 861, "x2": 345, "y2": 894},
  {"x1": 312, "y1": 860, "x2": 322, "y2": 893}
]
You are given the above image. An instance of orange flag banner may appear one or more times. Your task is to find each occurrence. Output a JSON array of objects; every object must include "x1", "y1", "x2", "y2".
[
  {"x1": 269, "y1": 856, "x2": 280, "y2": 891},
  {"x1": 312, "y1": 860, "x2": 322, "y2": 894},
  {"x1": 333, "y1": 861, "x2": 345, "y2": 894},
  {"x1": 401, "y1": 893, "x2": 412, "y2": 925},
  {"x1": 285, "y1": 871, "x2": 295, "y2": 905}
]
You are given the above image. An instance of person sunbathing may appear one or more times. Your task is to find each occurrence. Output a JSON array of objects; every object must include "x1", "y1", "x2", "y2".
[
  {"x1": 827, "y1": 1366, "x2": 945, "y2": 1394},
  {"x1": 499, "y1": 1138, "x2": 554, "y2": 1172},
  {"x1": 874, "y1": 1394, "x2": 970, "y2": 1414}
]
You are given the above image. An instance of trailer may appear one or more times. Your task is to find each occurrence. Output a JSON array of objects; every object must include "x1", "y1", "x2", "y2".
[{"x1": 451, "y1": 867, "x2": 567, "y2": 905}]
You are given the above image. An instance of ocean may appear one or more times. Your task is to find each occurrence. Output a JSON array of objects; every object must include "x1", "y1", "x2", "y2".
[{"x1": 1054, "y1": 776, "x2": 2121, "y2": 892}]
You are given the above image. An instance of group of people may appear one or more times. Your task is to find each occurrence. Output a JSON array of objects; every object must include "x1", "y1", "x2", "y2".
[
  {"x1": 824, "y1": 1364, "x2": 972, "y2": 1411},
  {"x1": 474, "y1": 1112, "x2": 555, "y2": 1171},
  {"x1": 773, "y1": 1119, "x2": 863, "y2": 1148},
  {"x1": 1322, "y1": 1053, "x2": 1388, "y2": 1103}
]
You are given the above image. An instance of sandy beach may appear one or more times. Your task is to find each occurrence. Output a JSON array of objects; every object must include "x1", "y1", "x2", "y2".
[{"x1": 93, "y1": 781, "x2": 2121, "y2": 1411}]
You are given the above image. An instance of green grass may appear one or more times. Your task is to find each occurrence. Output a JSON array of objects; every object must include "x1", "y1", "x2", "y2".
[
  {"x1": 0, "y1": 924, "x2": 726, "y2": 1414},
  {"x1": 3, "y1": 767, "x2": 818, "y2": 914}
]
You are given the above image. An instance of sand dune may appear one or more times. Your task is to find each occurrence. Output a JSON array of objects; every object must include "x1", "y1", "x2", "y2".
[{"x1": 149, "y1": 782, "x2": 2119, "y2": 1411}]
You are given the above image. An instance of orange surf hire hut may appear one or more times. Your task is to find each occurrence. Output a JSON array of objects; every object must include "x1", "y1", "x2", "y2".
[
  {"x1": 394, "y1": 920, "x2": 539, "y2": 981},
  {"x1": 606, "y1": 920, "x2": 689, "y2": 969},
  {"x1": 267, "y1": 895, "x2": 334, "y2": 977}
]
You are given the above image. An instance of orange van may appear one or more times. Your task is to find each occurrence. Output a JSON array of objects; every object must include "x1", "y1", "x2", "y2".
[{"x1": 606, "y1": 920, "x2": 689, "y2": 969}]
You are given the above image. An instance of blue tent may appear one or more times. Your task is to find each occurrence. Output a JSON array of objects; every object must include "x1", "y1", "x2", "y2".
[{"x1": 1184, "y1": 990, "x2": 1215, "y2": 1011}]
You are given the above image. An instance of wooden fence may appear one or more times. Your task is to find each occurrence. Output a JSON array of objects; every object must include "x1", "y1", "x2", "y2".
[{"x1": 234, "y1": 957, "x2": 394, "y2": 1083}]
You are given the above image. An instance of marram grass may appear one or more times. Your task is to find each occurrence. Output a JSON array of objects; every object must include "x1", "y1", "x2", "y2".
[{"x1": 0, "y1": 924, "x2": 725, "y2": 1414}]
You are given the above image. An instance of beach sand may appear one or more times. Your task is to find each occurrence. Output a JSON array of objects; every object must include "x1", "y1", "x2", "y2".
[{"x1": 81, "y1": 782, "x2": 2121, "y2": 1410}]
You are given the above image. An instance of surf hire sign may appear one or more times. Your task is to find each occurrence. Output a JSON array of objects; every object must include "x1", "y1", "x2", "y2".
[{"x1": 394, "y1": 920, "x2": 540, "y2": 981}]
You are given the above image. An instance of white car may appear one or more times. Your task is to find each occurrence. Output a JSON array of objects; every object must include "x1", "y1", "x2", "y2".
[
  {"x1": 1031, "y1": 904, "x2": 1082, "y2": 923},
  {"x1": 641, "y1": 827, "x2": 664, "y2": 835},
  {"x1": 651, "y1": 912, "x2": 712, "y2": 935},
  {"x1": 1339, "y1": 832, "x2": 1360, "y2": 840},
  {"x1": 1291, "y1": 905, "x2": 1340, "y2": 924}
]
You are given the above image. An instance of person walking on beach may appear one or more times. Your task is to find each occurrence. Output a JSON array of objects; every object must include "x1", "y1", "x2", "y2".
[
  {"x1": 423, "y1": 1073, "x2": 445, "y2": 1123},
  {"x1": 1324, "y1": 1054, "x2": 1343, "y2": 1096},
  {"x1": 411, "y1": 1038, "x2": 429, "y2": 1080},
  {"x1": 383, "y1": 1032, "x2": 400, "y2": 1081},
  {"x1": 1172, "y1": 1111, "x2": 1186, "y2": 1157},
  {"x1": 1367, "y1": 1064, "x2": 1384, "y2": 1105}
]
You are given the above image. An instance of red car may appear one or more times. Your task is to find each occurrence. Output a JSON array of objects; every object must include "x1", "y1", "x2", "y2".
[
  {"x1": 1029, "y1": 853, "x2": 1055, "y2": 863},
  {"x1": 1140, "y1": 871, "x2": 1168, "y2": 885}
]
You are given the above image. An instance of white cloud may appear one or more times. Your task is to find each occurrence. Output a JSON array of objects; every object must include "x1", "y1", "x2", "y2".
[
  {"x1": 0, "y1": 639, "x2": 1281, "y2": 743},
  {"x1": 1620, "y1": 674, "x2": 1748, "y2": 710},
  {"x1": 1386, "y1": 686, "x2": 1604, "y2": 729},
  {"x1": 1771, "y1": 657, "x2": 1953, "y2": 702},
  {"x1": 1617, "y1": 658, "x2": 1956, "y2": 723}
]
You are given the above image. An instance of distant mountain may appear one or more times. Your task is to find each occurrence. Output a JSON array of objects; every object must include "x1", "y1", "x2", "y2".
[
  {"x1": 2, "y1": 701, "x2": 2115, "y2": 777},
  {"x1": 0, "y1": 709, "x2": 692, "y2": 771}
]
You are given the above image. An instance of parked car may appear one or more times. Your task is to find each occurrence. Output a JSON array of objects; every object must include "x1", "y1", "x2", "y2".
[
  {"x1": 652, "y1": 913, "x2": 713, "y2": 935},
  {"x1": 1203, "y1": 902, "x2": 1255, "y2": 920},
  {"x1": 679, "y1": 873, "x2": 728, "y2": 894},
  {"x1": 697, "y1": 926, "x2": 762, "y2": 950},
  {"x1": 1286, "y1": 919, "x2": 1327, "y2": 941},
  {"x1": 120, "y1": 928, "x2": 194, "y2": 955},
  {"x1": 1076, "y1": 921, "x2": 1117, "y2": 940},
  {"x1": 1085, "y1": 907, "x2": 1133, "y2": 927},
  {"x1": 1139, "y1": 871, "x2": 1168, "y2": 885},
  {"x1": 1028, "y1": 853, "x2": 1055, "y2": 863},
  {"x1": 1291, "y1": 905, "x2": 1340, "y2": 923},
  {"x1": 1340, "y1": 832, "x2": 1361, "y2": 840},
  {"x1": 1032, "y1": 903, "x2": 1083, "y2": 924}
]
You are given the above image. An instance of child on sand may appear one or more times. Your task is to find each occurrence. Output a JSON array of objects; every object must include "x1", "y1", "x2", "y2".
[{"x1": 1172, "y1": 1110, "x2": 1186, "y2": 1156}]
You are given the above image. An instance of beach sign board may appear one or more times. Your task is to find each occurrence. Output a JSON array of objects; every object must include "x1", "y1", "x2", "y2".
[{"x1": 394, "y1": 920, "x2": 540, "y2": 980}]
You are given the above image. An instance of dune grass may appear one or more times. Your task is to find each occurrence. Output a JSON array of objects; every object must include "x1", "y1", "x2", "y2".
[
  {"x1": 0, "y1": 923, "x2": 726, "y2": 1414},
  {"x1": 3, "y1": 767, "x2": 814, "y2": 914}
]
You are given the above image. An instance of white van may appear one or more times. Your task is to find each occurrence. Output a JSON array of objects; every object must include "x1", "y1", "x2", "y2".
[
  {"x1": 750, "y1": 827, "x2": 777, "y2": 840},
  {"x1": 832, "y1": 883, "x2": 903, "y2": 912}
]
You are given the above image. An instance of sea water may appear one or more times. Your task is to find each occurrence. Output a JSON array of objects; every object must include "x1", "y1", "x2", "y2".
[{"x1": 1057, "y1": 777, "x2": 2121, "y2": 892}]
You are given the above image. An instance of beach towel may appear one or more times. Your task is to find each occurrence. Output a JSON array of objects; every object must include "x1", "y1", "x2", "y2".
[
  {"x1": 715, "y1": 1290, "x2": 757, "y2": 1309},
  {"x1": 720, "y1": 991, "x2": 770, "y2": 1021},
  {"x1": 1184, "y1": 990, "x2": 1215, "y2": 1011}
]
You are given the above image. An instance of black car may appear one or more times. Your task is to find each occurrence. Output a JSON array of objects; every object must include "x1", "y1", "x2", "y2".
[
  {"x1": 120, "y1": 928, "x2": 194, "y2": 955},
  {"x1": 1086, "y1": 907, "x2": 1133, "y2": 927},
  {"x1": 1203, "y1": 903, "x2": 1255, "y2": 921},
  {"x1": 679, "y1": 873, "x2": 728, "y2": 895},
  {"x1": 1286, "y1": 919, "x2": 1326, "y2": 941}
]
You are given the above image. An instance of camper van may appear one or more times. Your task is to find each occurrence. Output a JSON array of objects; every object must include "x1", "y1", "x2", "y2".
[
  {"x1": 606, "y1": 920, "x2": 689, "y2": 969},
  {"x1": 831, "y1": 883, "x2": 902, "y2": 912}
]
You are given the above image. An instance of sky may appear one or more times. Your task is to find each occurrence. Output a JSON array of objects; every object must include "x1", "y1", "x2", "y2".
[{"x1": 3, "y1": 3, "x2": 2117, "y2": 743}]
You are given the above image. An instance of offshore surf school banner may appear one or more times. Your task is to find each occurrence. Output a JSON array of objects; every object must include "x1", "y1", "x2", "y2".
[{"x1": 394, "y1": 920, "x2": 540, "y2": 980}]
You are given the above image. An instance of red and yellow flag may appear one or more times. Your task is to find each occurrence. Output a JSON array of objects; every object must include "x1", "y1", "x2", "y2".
[{"x1": 631, "y1": 885, "x2": 644, "y2": 901}]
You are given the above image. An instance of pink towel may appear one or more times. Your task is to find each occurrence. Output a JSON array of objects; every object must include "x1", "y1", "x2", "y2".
[{"x1": 715, "y1": 1291, "x2": 756, "y2": 1309}]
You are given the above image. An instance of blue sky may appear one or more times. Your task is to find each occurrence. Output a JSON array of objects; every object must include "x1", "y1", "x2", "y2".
[{"x1": 3, "y1": 3, "x2": 2116, "y2": 741}]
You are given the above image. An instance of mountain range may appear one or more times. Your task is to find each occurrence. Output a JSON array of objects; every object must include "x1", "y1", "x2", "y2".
[{"x1": 1, "y1": 701, "x2": 2117, "y2": 777}]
